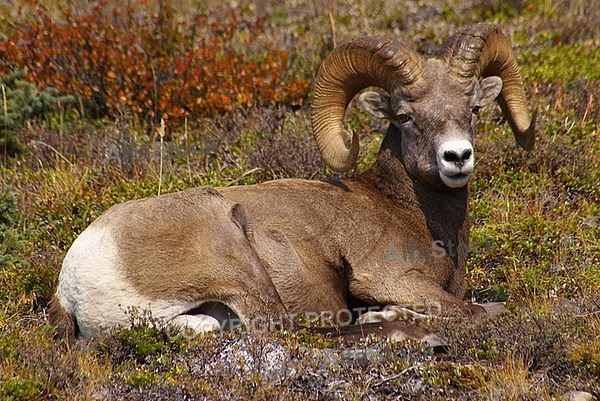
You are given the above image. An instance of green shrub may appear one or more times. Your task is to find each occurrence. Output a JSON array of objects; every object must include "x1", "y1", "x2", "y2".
[
  {"x1": 0, "y1": 187, "x2": 24, "y2": 269},
  {"x1": 0, "y1": 70, "x2": 74, "y2": 155},
  {"x1": 0, "y1": 377, "x2": 43, "y2": 401}
]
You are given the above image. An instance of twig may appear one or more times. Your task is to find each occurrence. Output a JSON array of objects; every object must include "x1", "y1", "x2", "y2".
[
  {"x1": 184, "y1": 117, "x2": 192, "y2": 182},
  {"x1": 2, "y1": 84, "x2": 6, "y2": 168},
  {"x1": 574, "y1": 310, "x2": 600, "y2": 318},
  {"x1": 158, "y1": 118, "x2": 165, "y2": 195},
  {"x1": 226, "y1": 167, "x2": 262, "y2": 187},
  {"x1": 32, "y1": 141, "x2": 72, "y2": 166},
  {"x1": 329, "y1": 11, "x2": 337, "y2": 48},
  {"x1": 372, "y1": 365, "x2": 419, "y2": 388}
]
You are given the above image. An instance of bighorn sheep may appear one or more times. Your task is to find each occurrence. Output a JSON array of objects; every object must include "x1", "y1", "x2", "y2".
[{"x1": 49, "y1": 24, "x2": 535, "y2": 341}]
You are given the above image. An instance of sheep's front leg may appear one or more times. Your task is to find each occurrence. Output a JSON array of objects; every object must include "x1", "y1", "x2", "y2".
[
  {"x1": 356, "y1": 302, "x2": 509, "y2": 325},
  {"x1": 349, "y1": 269, "x2": 489, "y2": 321}
]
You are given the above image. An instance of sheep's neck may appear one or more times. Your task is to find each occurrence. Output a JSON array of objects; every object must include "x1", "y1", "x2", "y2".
[{"x1": 358, "y1": 128, "x2": 470, "y2": 270}]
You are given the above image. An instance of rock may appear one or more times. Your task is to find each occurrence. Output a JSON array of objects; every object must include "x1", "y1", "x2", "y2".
[
  {"x1": 477, "y1": 302, "x2": 511, "y2": 316},
  {"x1": 312, "y1": 340, "x2": 440, "y2": 369},
  {"x1": 203, "y1": 336, "x2": 295, "y2": 384},
  {"x1": 561, "y1": 390, "x2": 595, "y2": 401},
  {"x1": 314, "y1": 345, "x2": 396, "y2": 368}
]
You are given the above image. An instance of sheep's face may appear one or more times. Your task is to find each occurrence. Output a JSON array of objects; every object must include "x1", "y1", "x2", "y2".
[{"x1": 360, "y1": 60, "x2": 502, "y2": 190}]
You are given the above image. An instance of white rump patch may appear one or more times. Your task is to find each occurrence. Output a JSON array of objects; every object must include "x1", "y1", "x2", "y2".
[{"x1": 56, "y1": 225, "x2": 199, "y2": 338}]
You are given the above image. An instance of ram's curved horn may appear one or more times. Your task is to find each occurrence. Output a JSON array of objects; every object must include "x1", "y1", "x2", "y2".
[
  {"x1": 311, "y1": 37, "x2": 424, "y2": 172},
  {"x1": 443, "y1": 23, "x2": 535, "y2": 150}
]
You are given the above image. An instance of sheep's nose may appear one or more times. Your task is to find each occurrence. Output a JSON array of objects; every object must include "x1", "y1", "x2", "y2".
[
  {"x1": 438, "y1": 140, "x2": 474, "y2": 171},
  {"x1": 443, "y1": 148, "x2": 472, "y2": 168},
  {"x1": 437, "y1": 140, "x2": 474, "y2": 188}
]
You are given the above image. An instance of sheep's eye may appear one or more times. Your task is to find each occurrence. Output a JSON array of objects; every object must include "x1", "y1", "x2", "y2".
[
  {"x1": 396, "y1": 113, "x2": 412, "y2": 124},
  {"x1": 471, "y1": 106, "x2": 481, "y2": 115}
]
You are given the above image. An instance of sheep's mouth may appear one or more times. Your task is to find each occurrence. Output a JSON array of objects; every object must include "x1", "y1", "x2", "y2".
[{"x1": 439, "y1": 172, "x2": 471, "y2": 188}]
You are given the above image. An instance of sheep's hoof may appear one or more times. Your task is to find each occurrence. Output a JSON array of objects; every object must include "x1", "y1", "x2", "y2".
[
  {"x1": 475, "y1": 302, "x2": 510, "y2": 317},
  {"x1": 168, "y1": 314, "x2": 221, "y2": 337},
  {"x1": 356, "y1": 305, "x2": 431, "y2": 324}
]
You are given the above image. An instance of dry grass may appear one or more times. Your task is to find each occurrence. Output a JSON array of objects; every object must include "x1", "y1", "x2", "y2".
[{"x1": 483, "y1": 354, "x2": 539, "y2": 401}]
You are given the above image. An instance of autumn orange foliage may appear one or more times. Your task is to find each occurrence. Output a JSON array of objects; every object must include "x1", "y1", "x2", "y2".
[{"x1": 0, "y1": 1, "x2": 311, "y2": 122}]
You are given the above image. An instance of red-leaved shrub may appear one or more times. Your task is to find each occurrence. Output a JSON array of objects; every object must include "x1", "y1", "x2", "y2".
[{"x1": 0, "y1": 0, "x2": 311, "y2": 122}]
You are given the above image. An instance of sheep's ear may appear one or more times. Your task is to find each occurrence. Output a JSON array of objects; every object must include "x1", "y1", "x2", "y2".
[
  {"x1": 358, "y1": 91, "x2": 393, "y2": 120},
  {"x1": 478, "y1": 76, "x2": 503, "y2": 107}
]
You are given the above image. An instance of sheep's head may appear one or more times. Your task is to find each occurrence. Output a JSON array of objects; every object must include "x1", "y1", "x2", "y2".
[{"x1": 311, "y1": 24, "x2": 536, "y2": 190}]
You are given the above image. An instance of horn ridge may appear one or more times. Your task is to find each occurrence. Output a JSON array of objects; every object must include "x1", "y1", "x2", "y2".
[
  {"x1": 443, "y1": 23, "x2": 535, "y2": 151},
  {"x1": 312, "y1": 37, "x2": 423, "y2": 172}
]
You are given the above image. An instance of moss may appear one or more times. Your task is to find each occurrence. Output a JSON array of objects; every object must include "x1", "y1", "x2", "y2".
[
  {"x1": 127, "y1": 370, "x2": 160, "y2": 389},
  {"x1": 469, "y1": 0, "x2": 524, "y2": 22},
  {"x1": 429, "y1": 362, "x2": 486, "y2": 390},
  {"x1": 520, "y1": 44, "x2": 600, "y2": 86},
  {"x1": 0, "y1": 377, "x2": 44, "y2": 401},
  {"x1": 382, "y1": 8, "x2": 407, "y2": 30},
  {"x1": 570, "y1": 328, "x2": 600, "y2": 378}
]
